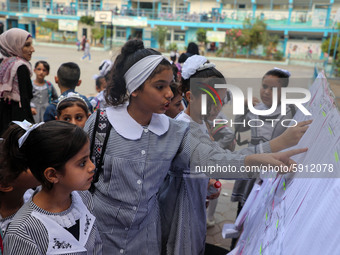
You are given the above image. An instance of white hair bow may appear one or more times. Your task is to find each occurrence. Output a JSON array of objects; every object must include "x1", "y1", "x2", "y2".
[
  {"x1": 181, "y1": 55, "x2": 215, "y2": 80},
  {"x1": 12, "y1": 120, "x2": 44, "y2": 148}
]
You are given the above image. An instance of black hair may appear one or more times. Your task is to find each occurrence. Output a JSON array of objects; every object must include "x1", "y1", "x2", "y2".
[
  {"x1": 95, "y1": 76, "x2": 106, "y2": 90},
  {"x1": 180, "y1": 66, "x2": 226, "y2": 116},
  {"x1": 1, "y1": 121, "x2": 88, "y2": 190},
  {"x1": 170, "y1": 81, "x2": 181, "y2": 98},
  {"x1": 187, "y1": 42, "x2": 199, "y2": 55},
  {"x1": 263, "y1": 69, "x2": 290, "y2": 87},
  {"x1": 56, "y1": 97, "x2": 89, "y2": 117},
  {"x1": 181, "y1": 66, "x2": 226, "y2": 96},
  {"x1": 57, "y1": 62, "x2": 81, "y2": 89},
  {"x1": 34, "y1": 60, "x2": 50, "y2": 74},
  {"x1": 105, "y1": 39, "x2": 172, "y2": 106}
]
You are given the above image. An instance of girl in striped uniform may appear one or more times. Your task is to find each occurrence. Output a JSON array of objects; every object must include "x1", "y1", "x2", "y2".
[
  {"x1": 3, "y1": 121, "x2": 102, "y2": 254},
  {"x1": 84, "y1": 39, "x2": 308, "y2": 254},
  {"x1": 0, "y1": 134, "x2": 39, "y2": 243}
]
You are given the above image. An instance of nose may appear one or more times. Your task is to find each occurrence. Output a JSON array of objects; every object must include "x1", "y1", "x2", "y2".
[
  {"x1": 70, "y1": 118, "x2": 77, "y2": 125},
  {"x1": 31, "y1": 46, "x2": 35, "y2": 52},
  {"x1": 89, "y1": 160, "x2": 95, "y2": 172},
  {"x1": 165, "y1": 86, "x2": 173, "y2": 100}
]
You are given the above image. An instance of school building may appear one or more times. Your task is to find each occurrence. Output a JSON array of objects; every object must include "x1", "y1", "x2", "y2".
[{"x1": 0, "y1": 0, "x2": 339, "y2": 59}]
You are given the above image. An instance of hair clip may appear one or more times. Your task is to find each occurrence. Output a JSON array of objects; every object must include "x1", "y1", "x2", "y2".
[
  {"x1": 56, "y1": 92, "x2": 88, "y2": 110},
  {"x1": 274, "y1": 67, "x2": 291, "y2": 77},
  {"x1": 12, "y1": 120, "x2": 44, "y2": 148}
]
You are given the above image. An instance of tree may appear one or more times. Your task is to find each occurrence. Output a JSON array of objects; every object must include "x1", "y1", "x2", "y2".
[
  {"x1": 263, "y1": 34, "x2": 279, "y2": 59},
  {"x1": 80, "y1": 16, "x2": 95, "y2": 26},
  {"x1": 152, "y1": 26, "x2": 168, "y2": 50},
  {"x1": 196, "y1": 28, "x2": 207, "y2": 44},
  {"x1": 226, "y1": 28, "x2": 242, "y2": 57},
  {"x1": 240, "y1": 18, "x2": 268, "y2": 57},
  {"x1": 39, "y1": 21, "x2": 58, "y2": 31}
]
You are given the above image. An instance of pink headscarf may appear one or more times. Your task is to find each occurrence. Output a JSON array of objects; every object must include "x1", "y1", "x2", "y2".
[{"x1": 0, "y1": 28, "x2": 31, "y2": 58}]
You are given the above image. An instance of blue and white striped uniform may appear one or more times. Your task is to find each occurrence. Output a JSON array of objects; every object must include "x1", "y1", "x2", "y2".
[{"x1": 85, "y1": 105, "x2": 270, "y2": 254}]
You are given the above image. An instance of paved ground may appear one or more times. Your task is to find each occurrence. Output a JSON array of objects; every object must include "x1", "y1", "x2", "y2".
[{"x1": 32, "y1": 42, "x2": 319, "y2": 252}]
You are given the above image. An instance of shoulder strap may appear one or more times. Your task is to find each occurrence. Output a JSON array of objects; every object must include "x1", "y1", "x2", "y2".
[
  {"x1": 46, "y1": 81, "x2": 53, "y2": 104},
  {"x1": 89, "y1": 109, "x2": 112, "y2": 193}
]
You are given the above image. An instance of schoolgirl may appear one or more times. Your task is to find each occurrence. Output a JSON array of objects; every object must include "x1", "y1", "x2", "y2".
[
  {"x1": 56, "y1": 92, "x2": 90, "y2": 128},
  {"x1": 85, "y1": 40, "x2": 307, "y2": 254},
  {"x1": 0, "y1": 136, "x2": 39, "y2": 238},
  {"x1": 3, "y1": 121, "x2": 102, "y2": 254},
  {"x1": 31, "y1": 60, "x2": 58, "y2": 123}
]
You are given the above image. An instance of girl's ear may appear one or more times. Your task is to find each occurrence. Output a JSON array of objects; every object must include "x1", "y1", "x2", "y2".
[
  {"x1": 185, "y1": 91, "x2": 192, "y2": 103},
  {"x1": 44, "y1": 167, "x2": 60, "y2": 185},
  {"x1": 0, "y1": 183, "x2": 13, "y2": 193},
  {"x1": 131, "y1": 90, "x2": 138, "y2": 98}
]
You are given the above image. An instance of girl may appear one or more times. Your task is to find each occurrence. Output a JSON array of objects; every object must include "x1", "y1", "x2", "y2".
[
  {"x1": 3, "y1": 121, "x2": 102, "y2": 254},
  {"x1": 0, "y1": 28, "x2": 35, "y2": 135},
  {"x1": 56, "y1": 92, "x2": 90, "y2": 128},
  {"x1": 0, "y1": 136, "x2": 39, "y2": 238},
  {"x1": 31, "y1": 60, "x2": 58, "y2": 123},
  {"x1": 84, "y1": 40, "x2": 307, "y2": 254},
  {"x1": 161, "y1": 55, "x2": 311, "y2": 254},
  {"x1": 164, "y1": 82, "x2": 184, "y2": 119}
]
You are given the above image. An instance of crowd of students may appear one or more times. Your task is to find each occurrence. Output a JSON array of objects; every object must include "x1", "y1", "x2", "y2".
[{"x1": 0, "y1": 28, "x2": 311, "y2": 255}]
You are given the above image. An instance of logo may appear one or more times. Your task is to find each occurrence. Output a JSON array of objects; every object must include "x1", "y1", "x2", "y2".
[
  {"x1": 199, "y1": 83, "x2": 223, "y2": 115},
  {"x1": 201, "y1": 84, "x2": 312, "y2": 116}
]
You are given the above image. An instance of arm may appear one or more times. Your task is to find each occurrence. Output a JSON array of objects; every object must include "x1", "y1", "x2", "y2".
[
  {"x1": 51, "y1": 84, "x2": 59, "y2": 101},
  {"x1": 17, "y1": 65, "x2": 34, "y2": 123}
]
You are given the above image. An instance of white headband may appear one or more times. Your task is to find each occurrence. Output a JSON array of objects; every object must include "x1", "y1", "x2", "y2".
[
  {"x1": 181, "y1": 55, "x2": 215, "y2": 80},
  {"x1": 124, "y1": 55, "x2": 166, "y2": 94},
  {"x1": 274, "y1": 67, "x2": 291, "y2": 77},
  {"x1": 56, "y1": 92, "x2": 89, "y2": 111},
  {"x1": 12, "y1": 120, "x2": 44, "y2": 148}
]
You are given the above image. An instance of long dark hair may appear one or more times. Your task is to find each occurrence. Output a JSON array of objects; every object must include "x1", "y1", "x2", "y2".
[{"x1": 1, "y1": 121, "x2": 88, "y2": 190}]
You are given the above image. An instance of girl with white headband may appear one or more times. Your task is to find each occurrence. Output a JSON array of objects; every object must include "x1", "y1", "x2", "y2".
[
  {"x1": 84, "y1": 40, "x2": 308, "y2": 254},
  {"x1": 2, "y1": 121, "x2": 102, "y2": 254}
]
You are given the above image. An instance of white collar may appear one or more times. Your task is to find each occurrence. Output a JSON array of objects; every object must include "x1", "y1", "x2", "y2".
[{"x1": 106, "y1": 104, "x2": 169, "y2": 140}]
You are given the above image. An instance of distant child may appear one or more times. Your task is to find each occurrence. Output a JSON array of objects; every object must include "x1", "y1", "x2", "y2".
[
  {"x1": 56, "y1": 92, "x2": 90, "y2": 128},
  {"x1": 3, "y1": 121, "x2": 102, "y2": 254},
  {"x1": 164, "y1": 82, "x2": 184, "y2": 119},
  {"x1": 90, "y1": 76, "x2": 107, "y2": 111},
  {"x1": 0, "y1": 134, "x2": 39, "y2": 239},
  {"x1": 82, "y1": 39, "x2": 91, "y2": 61},
  {"x1": 43, "y1": 62, "x2": 93, "y2": 122},
  {"x1": 31, "y1": 61, "x2": 58, "y2": 123}
]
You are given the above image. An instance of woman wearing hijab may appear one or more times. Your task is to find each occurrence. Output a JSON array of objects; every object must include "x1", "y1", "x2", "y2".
[{"x1": 0, "y1": 28, "x2": 35, "y2": 135}]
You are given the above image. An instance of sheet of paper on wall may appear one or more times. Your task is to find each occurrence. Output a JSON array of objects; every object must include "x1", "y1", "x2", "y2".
[{"x1": 227, "y1": 71, "x2": 340, "y2": 255}]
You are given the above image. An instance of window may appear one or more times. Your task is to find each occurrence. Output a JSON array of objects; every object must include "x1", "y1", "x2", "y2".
[
  {"x1": 32, "y1": 0, "x2": 40, "y2": 7},
  {"x1": 238, "y1": 4, "x2": 246, "y2": 9},
  {"x1": 174, "y1": 30, "x2": 185, "y2": 41},
  {"x1": 116, "y1": 28, "x2": 126, "y2": 39}
]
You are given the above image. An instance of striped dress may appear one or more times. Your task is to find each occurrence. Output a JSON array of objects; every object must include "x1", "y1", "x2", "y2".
[
  {"x1": 85, "y1": 105, "x2": 270, "y2": 254},
  {"x1": 3, "y1": 191, "x2": 102, "y2": 255}
]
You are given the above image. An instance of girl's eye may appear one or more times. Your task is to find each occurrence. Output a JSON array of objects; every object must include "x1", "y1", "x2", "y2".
[
  {"x1": 156, "y1": 86, "x2": 164, "y2": 90},
  {"x1": 80, "y1": 160, "x2": 87, "y2": 167},
  {"x1": 63, "y1": 117, "x2": 71, "y2": 121},
  {"x1": 76, "y1": 116, "x2": 83, "y2": 121}
]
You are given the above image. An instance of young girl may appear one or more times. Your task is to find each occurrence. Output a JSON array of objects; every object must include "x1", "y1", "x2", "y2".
[
  {"x1": 0, "y1": 28, "x2": 35, "y2": 135},
  {"x1": 56, "y1": 92, "x2": 90, "y2": 128},
  {"x1": 164, "y1": 82, "x2": 184, "y2": 119},
  {"x1": 0, "y1": 136, "x2": 39, "y2": 244},
  {"x1": 84, "y1": 40, "x2": 307, "y2": 254},
  {"x1": 3, "y1": 121, "x2": 102, "y2": 254},
  {"x1": 31, "y1": 61, "x2": 58, "y2": 123}
]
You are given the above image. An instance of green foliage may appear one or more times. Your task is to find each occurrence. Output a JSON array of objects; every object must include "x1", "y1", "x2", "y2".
[
  {"x1": 196, "y1": 28, "x2": 207, "y2": 43},
  {"x1": 226, "y1": 29, "x2": 242, "y2": 57},
  {"x1": 167, "y1": 42, "x2": 178, "y2": 51},
  {"x1": 321, "y1": 36, "x2": 340, "y2": 57},
  {"x1": 273, "y1": 50, "x2": 284, "y2": 60},
  {"x1": 240, "y1": 18, "x2": 268, "y2": 56},
  {"x1": 39, "y1": 21, "x2": 58, "y2": 31},
  {"x1": 80, "y1": 16, "x2": 95, "y2": 26},
  {"x1": 152, "y1": 26, "x2": 168, "y2": 50}
]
